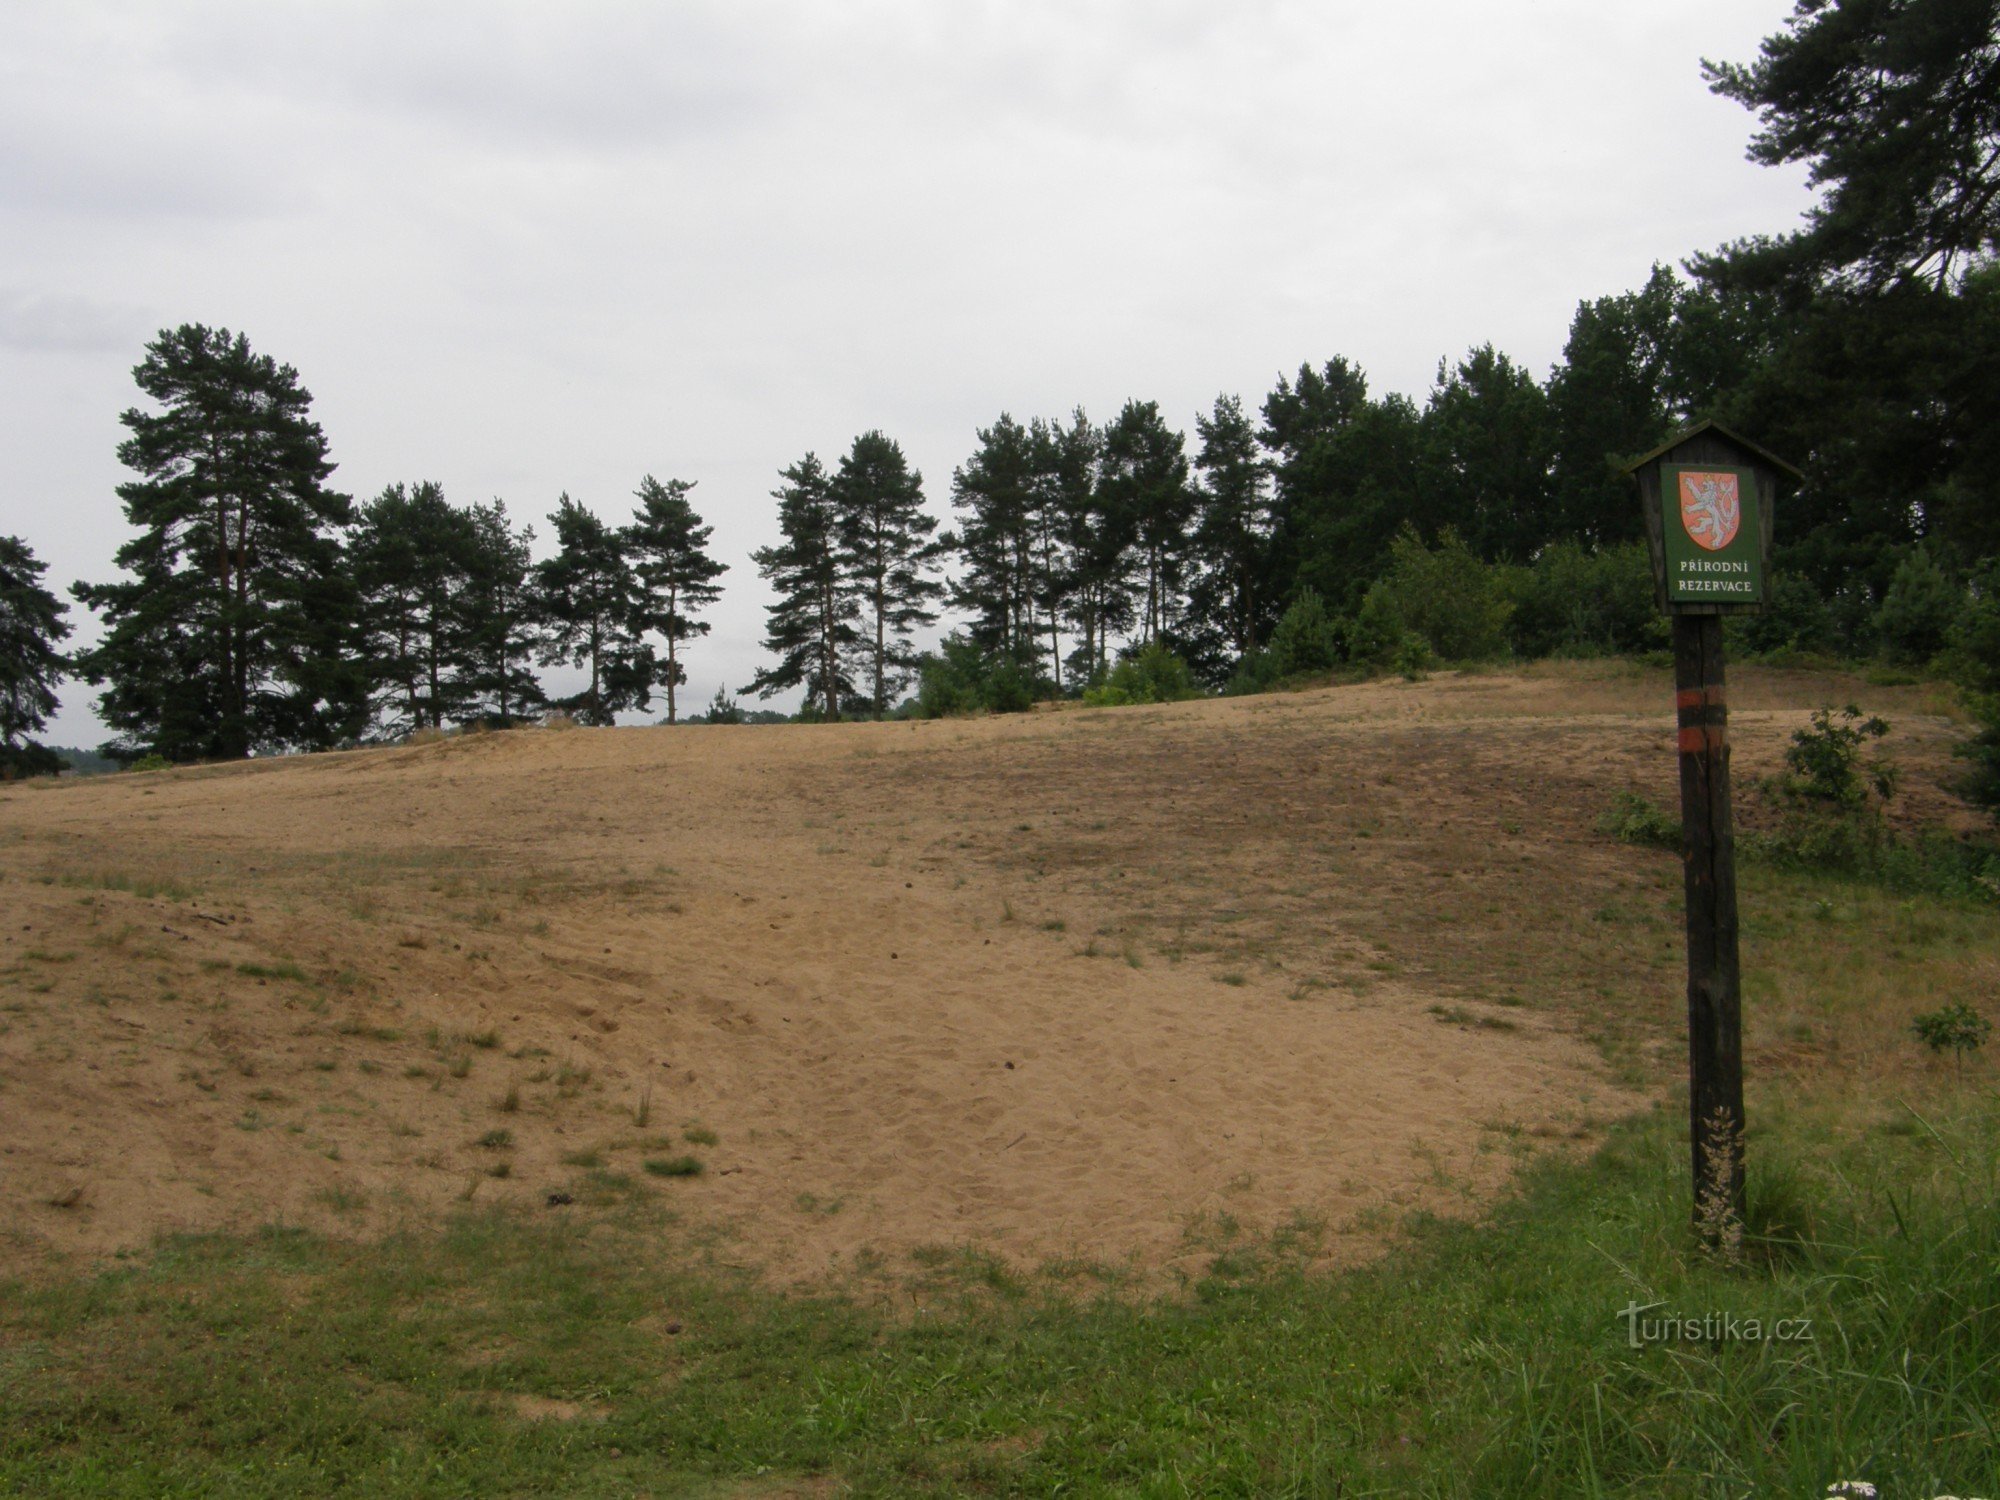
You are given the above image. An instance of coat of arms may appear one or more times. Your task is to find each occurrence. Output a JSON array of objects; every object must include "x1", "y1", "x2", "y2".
[{"x1": 1679, "y1": 471, "x2": 1741, "y2": 552}]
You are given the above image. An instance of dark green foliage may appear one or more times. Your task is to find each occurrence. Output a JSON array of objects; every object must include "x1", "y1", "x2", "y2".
[
  {"x1": 1081, "y1": 642, "x2": 1199, "y2": 707},
  {"x1": 0, "y1": 534, "x2": 70, "y2": 777},
  {"x1": 915, "y1": 634, "x2": 1040, "y2": 718},
  {"x1": 695, "y1": 687, "x2": 743, "y2": 725},
  {"x1": 627, "y1": 475, "x2": 726, "y2": 725},
  {"x1": 1502, "y1": 542, "x2": 1663, "y2": 659},
  {"x1": 1950, "y1": 563, "x2": 2000, "y2": 822},
  {"x1": 1362, "y1": 526, "x2": 1512, "y2": 662},
  {"x1": 1420, "y1": 345, "x2": 1553, "y2": 564},
  {"x1": 947, "y1": 414, "x2": 1041, "y2": 664},
  {"x1": 1544, "y1": 267, "x2": 1681, "y2": 548},
  {"x1": 1045, "y1": 410, "x2": 1131, "y2": 686},
  {"x1": 533, "y1": 496, "x2": 651, "y2": 727},
  {"x1": 1265, "y1": 587, "x2": 1341, "y2": 678},
  {"x1": 1874, "y1": 544, "x2": 1962, "y2": 664},
  {"x1": 1185, "y1": 393, "x2": 1271, "y2": 673},
  {"x1": 1784, "y1": 705, "x2": 1895, "y2": 806},
  {"x1": 350, "y1": 481, "x2": 480, "y2": 735},
  {"x1": 834, "y1": 431, "x2": 945, "y2": 718},
  {"x1": 1097, "y1": 401, "x2": 1194, "y2": 649},
  {"x1": 1734, "y1": 570, "x2": 1836, "y2": 656},
  {"x1": 746, "y1": 454, "x2": 856, "y2": 720},
  {"x1": 1911, "y1": 1001, "x2": 1992, "y2": 1060},
  {"x1": 74, "y1": 325, "x2": 363, "y2": 761},
  {"x1": 1703, "y1": 0, "x2": 2000, "y2": 294},
  {"x1": 458, "y1": 500, "x2": 545, "y2": 727}
]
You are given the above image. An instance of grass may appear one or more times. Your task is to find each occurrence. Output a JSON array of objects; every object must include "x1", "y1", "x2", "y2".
[{"x1": 2, "y1": 1097, "x2": 1994, "y2": 1495}]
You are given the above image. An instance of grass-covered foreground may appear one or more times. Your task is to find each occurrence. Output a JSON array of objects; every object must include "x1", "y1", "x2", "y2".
[{"x1": 4, "y1": 1081, "x2": 1995, "y2": 1496}]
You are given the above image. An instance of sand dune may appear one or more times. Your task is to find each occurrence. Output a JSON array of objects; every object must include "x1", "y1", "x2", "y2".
[{"x1": 2, "y1": 665, "x2": 1962, "y2": 1282}]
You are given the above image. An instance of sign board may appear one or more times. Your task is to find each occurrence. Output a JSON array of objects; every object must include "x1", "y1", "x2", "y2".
[
  {"x1": 1660, "y1": 464, "x2": 1763, "y2": 605},
  {"x1": 1625, "y1": 420, "x2": 1795, "y2": 617}
]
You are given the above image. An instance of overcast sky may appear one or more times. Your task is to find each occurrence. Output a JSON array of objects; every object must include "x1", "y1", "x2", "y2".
[{"x1": 1, "y1": 0, "x2": 1815, "y2": 744}]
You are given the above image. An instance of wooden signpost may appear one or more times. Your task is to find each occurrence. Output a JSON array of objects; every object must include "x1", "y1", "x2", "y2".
[{"x1": 1626, "y1": 421, "x2": 1800, "y2": 1233}]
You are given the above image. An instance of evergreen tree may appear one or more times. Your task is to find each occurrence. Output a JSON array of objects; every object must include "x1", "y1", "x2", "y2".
[
  {"x1": 534, "y1": 495, "x2": 651, "y2": 726},
  {"x1": 1703, "y1": 0, "x2": 2000, "y2": 294},
  {"x1": 834, "y1": 431, "x2": 945, "y2": 716},
  {"x1": 1098, "y1": 401, "x2": 1194, "y2": 647},
  {"x1": 74, "y1": 324, "x2": 363, "y2": 761},
  {"x1": 627, "y1": 475, "x2": 726, "y2": 725},
  {"x1": 1420, "y1": 345, "x2": 1554, "y2": 563},
  {"x1": 1025, "y1": 414, "x2": 1086, "y2": 690},
  {"x1": 1277, "y1": 392, "x2": 1427, "y2": 616},
  {"x1": 745, "y1": 454, "x2": 857, "y2": 719},
  {"x1": 351, "y1": 481, "x2": 479, "y2": 735},
  {"x1": 1187, "y1": 392, "x2": 1271, "y2": 673},
  {"x1": 948, "y1": 414, "x2": 1039, "y2": 660},
  {"x1": 1545, "y1": 266, "x2": 1681, "y2": 548},
  {"x1": 0, "y1": 535, "x2": 70, "y2": 778},
  {"x1": 1046, "y1": 410, "x2": 1130, "y2": 683},
  {"x1": 460, "y1": 500, "x2": 546, "y2": 726}
]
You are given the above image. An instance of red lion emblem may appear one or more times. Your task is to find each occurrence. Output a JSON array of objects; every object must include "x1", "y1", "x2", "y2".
[{"x1": 1679, "y1": 471, "x2": 1741, "y2": 552}]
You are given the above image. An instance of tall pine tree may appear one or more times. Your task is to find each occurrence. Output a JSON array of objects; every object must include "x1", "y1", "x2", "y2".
[
  {"x1": 835, "y1": 431, "x2": 945, "y2": 716},
  {"x1": 351, "y1": 481, "x2": 479, "y2": 735},
  {"x1": 0, "y1": 535, "x2": 70, "y2": 778},
  {"x1": 627, "y1": 475, "x2": 727, "y2": 725},
  {"x1": 75, "y1": 325, "x2": 363, "y2": 761},
  {"x1": 460, "y1": 500, "x2": 546, "y2": 726},
  {"x1": 1188, "y1": 393, "x2": 1271, "y2": 671},
  {"x1": 534, "y1": 495, "x2": 651, "y2": 726},
  {"x1": 1098, "y1": 401, "x2": 1194, "y2": 647},
  {"x1": 746, "y1": 454, "x2": 857, "y2": 719}
]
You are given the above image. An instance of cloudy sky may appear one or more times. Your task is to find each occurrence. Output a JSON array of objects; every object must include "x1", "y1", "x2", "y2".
[{"x1": 1, "y1": 1, "x2": 1814, "y2": 743}]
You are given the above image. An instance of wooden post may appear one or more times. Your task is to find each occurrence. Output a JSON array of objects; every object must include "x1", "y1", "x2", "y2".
[{"x1": 1673, "y1": 612, "x2": 1745, "y2": 1228}]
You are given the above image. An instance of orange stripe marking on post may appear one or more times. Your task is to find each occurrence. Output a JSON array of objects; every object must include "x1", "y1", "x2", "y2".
[
  {"x1": 1678, "y1": 726, "x2": 1708, "y2": 753},
  {"x1": 1676, "y1": 688, "x2": 1705, "y2": 710}
]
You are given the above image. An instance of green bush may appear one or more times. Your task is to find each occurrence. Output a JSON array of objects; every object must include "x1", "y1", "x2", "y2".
[
  {"x1": 1599, "y1": 791, "x2": 1679, "y2": 849},
  {"x1": 1367, "y1": 525, "x2": 1511, "y2": 662},
  {"x1": 1081, "y1": 642, "x2": 1200, "y2": 707},
  {"x1": 1874, "y1": 544, "x2": 1962, "y2": 666},
  {"x1": 1782, "y1": 705, "x2": 1895, "y2": 807},
  {"x1": 1732, "y1": 570, "x2": 1835, "y2": 657},
  {"x1": 127, "y1": 752, "x2": 172, "y2": 772},
  {"x1": 1948, "y1": 562, "x2": 2000, "y2": 825},
  {"x1": 1504, "y1": 541, "x2": 1663, "y2": 659},
  {"x1": 1267, "y1": 588, "x2": 1342, "y2": 677},
  {"x1": 915, "y1": 635, "x2": 1044, "y2": 718}
]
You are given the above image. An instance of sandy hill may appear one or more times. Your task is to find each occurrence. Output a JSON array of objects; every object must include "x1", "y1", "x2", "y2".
[{"x1": 0, "y1": 664, "x2": 1971, "y2": 1283}]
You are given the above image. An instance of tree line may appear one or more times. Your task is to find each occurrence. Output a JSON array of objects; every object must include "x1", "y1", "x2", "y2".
[{"x1": 1, "y1": 0, "x2": 1995, "y2": 806}]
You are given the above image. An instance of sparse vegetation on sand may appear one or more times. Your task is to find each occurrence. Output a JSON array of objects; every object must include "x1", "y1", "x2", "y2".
[{"x1": 1, "y1": 662, "x2": 1996, "y2": 1492}]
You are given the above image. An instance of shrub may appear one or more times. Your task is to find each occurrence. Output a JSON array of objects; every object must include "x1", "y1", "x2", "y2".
[
  {"x1": 1948, "y1": 562, "x2": 2000, "y2": 825},
  {"x1": 701, "y1": 688, "x2": 744, "y2": 725},
  {"x1": 1600, "y1": 791, "x2": 1678, "y2": 850},
  {"x1": 1368, "y1": 525, "x2": 1511, "y2": 662},
  {"x1": 1267, "y1": 588, "x2": 1342, "y2": 677},
  {"x1": 1782, "y1": 706, "x2": 1895, "y2": 807},
  {"x1": 127, "y1": 753, "x2": 172, "y2": 773},
  {"x1": 1874, "y1": 544, "x2": 1962, "y2": 666},
  {"x1": 1732, "y1": 570, "x2": 1834, "y2": 657},
  {"x1": 1081, "y1": 643, "x2": 1200, "y2": 707},
  {"x1": 1912, "y1": 1002, "x2": 1992, "y2": 1065},
  {"x1": 914, "y1": 635, "x2": 1044, "y2": 718},
  {"x1": 1504, "y1": 541, "x2": 1662, "y2": 659}
]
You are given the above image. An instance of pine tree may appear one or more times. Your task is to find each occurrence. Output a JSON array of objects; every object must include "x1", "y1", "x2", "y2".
[
  {"x1": 0, "y1": 535, "x2": 70, "y2": 778},
  {"x1": 460, "y1": 500, "x2": 546, "y2": 726},
  {"x1": 1045, "y1": 410, "x2": 1130, "y2": 684},
  {"x1": 534, "y1": 495, "x2": 651, "y2": 726},
  {"x1": 949, "y1": 414, "x2": 1039, "y2": 659},
  {"x1": 74, "y1": 324, "x2": 363, "y2": 761},
  {"x1": 1188, "y1": 393, "x2": 1271, "y2": 670},
  {"x1": 1420, "y1": 345, "x2": 1555, "y2": 564},
  {"x1": 627, "y1": 475, "x2": 727, "y2": 725},
  {"x1": 1098, "y1": 401, "x2": 1194, "y2": 647},
  {"x1": 834, "y1": 431, "x2": 945, "y2": 716},
  {"x1": 351, "y1": 482, "x2": 480, "y2": 735},
  {"x1": 745, "y1": 455, "x2": 857, "y2": 719}
]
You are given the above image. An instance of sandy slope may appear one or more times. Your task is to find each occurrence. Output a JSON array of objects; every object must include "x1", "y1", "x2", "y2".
[{"x1": 0, "y1": 665, "x2": 1966, "y2": 1283}]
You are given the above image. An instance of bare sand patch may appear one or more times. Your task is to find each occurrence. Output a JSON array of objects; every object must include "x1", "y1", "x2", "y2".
[{"x1": 4, "y1": 664, "x2": 1955, "y2": 1283}]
